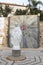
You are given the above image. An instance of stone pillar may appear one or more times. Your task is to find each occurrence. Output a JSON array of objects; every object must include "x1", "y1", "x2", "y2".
[
  {"x1": 12, "y1": 50, "x2": 21, "y2": 57},
  {"x1": 37, "y1": 13, "x2": 40, "y2": 47}
]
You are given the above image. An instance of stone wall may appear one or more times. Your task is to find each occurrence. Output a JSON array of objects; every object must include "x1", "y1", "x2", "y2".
[
  {"x1": 0, "y1": 18, "x2": 8, "y2": 47},
  {"x1": 40, "y1": 22, "x2": 43, "y2": 47},
  {"x1": 0, "y1": 16, "x2": 42, "y2": 48}
]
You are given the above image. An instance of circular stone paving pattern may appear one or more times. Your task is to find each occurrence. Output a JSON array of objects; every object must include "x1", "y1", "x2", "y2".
[
  {"x1": 0, "y1": 49, "x2": 43, "y2": 65},
  {"x1": 6, "y1": 55, "x2": 26, "y2": 61}
]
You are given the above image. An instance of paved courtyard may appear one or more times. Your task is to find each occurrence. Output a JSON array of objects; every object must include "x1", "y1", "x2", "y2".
[{"x1": 0, "y1": 48, "x2": 43, "y2": 65}]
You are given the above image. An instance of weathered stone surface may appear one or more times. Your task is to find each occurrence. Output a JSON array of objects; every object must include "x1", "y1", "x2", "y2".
[
  {"x1": 1, "y1": 48, "x2": 43, "y2": 65},
  {"x1": 12, "y1": 50, "x2": 21, "y2": 57},
  {"x1": 6, "y1": 55, "x2": 26, "y2": 61},
  {"x1": 40, "y1": 22, "x2": 43, "y2": 47},
  {"x1": 9, "y1": 15, "x2": 39, "y2": 48}
]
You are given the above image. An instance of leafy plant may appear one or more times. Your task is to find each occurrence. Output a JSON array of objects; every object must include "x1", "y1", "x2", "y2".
[
  {"x1": 15, "y1": 9, "x2": 27, "y2": 15},
  {"x1": 27, "y1": 0, "x2": 43, "y2": 14},
  {"x1": 0, "y1": 4, "x2": 12, "y2": 17},
  {"x1": 28, "y1": 0, "x2": 43, "y2": 8}
]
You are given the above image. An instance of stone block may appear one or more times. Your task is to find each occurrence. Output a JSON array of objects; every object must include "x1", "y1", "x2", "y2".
[{"x1": 12, "y1": 50, "x2": 21, "y2": 57}]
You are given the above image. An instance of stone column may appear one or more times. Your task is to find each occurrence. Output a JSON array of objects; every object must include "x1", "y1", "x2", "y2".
[{"x1": 12, "y1": 50, "x2": 21, "y2": 57}]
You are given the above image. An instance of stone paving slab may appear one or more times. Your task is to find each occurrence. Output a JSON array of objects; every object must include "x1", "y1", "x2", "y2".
[{"x1": 0, "y1": 48, "x2": 43, "y2": 65}]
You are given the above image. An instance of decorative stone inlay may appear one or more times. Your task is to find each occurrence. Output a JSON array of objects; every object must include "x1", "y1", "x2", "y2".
[{"x1": 0, "y1": 49, "x2": 43, "y2": 65}]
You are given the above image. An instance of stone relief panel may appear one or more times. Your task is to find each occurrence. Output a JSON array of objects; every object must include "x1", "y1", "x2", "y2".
[{"x1": 9, "y1": 15, "x2": 39, "y2": 48}]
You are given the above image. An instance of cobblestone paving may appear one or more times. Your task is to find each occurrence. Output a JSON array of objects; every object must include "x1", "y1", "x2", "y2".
[{"x1": 0, "y1": 49, "x2": 43, "y2": 65}]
